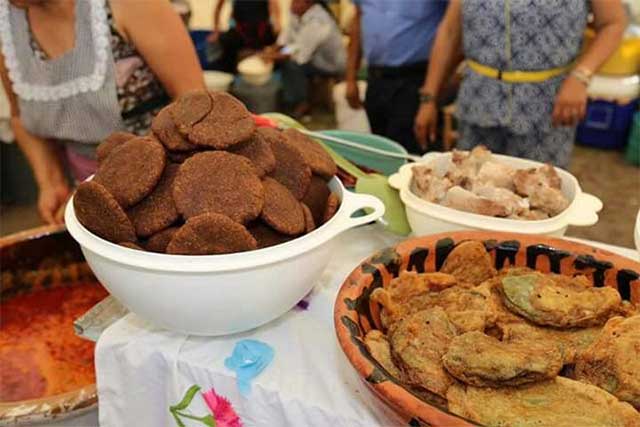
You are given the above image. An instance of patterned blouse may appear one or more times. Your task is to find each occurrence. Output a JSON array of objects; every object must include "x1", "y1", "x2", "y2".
[
  {"x1": 456, "y1": 0, "x2": 589, "y2": 134},
  {"x1": 29, "y1": 1, "x2": 168, "y2": 135}
]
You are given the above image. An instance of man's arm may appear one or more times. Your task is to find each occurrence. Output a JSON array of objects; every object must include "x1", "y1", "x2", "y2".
[
  {"x1": 345, "y1": 5, "x2": 363, "y2": 109},
  {"x1": 208, "y1": 0, "x2": 226, "y2": 42}
]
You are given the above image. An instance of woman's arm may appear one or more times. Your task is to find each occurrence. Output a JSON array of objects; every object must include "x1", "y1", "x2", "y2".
[
  {"x1": 269, "y1": 0, "x2": 282, "y2": 35},
  {"x1": 112, "y1": 0, "x2": 205, "y2": 98},
  {"x1": 0, "y1": 54, "x2": 70, "y2": 224},
  {"x1": 576, "y1": 0, "x2": 627, "y2": 77},
  {"x1": 414, "y1": 0, "x2": 463, "y2": 147},
  {"x1": 552, "y1": 0, "x2": 627, "y2": 126}
]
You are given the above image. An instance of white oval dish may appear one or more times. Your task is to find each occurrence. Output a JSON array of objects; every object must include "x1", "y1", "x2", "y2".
[
  {"x1": 388, "y1": 152, "x2": 602, "y2": 237},
  {"x1": 65, "y1": 178, "x2": 384, "y2": 336}
]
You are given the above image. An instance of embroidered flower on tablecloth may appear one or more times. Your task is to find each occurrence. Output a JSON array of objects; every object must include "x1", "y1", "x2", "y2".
[
  {"x1": 202, "y1": 388, "x2": 242, "y2": 427},
  {"x1": 170, "y1": 385, "x2": 242, "y2": 427}
]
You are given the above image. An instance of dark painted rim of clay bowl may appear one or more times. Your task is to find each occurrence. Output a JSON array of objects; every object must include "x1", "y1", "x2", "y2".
[
  {"x1": 334, "y1": 231, "x2": 640, "y2": 427},
  {"x1": 0, "y1": 225, "x2": 99, "y2": 426}
]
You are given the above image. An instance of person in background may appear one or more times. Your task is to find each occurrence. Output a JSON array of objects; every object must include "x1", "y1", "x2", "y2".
[
  {"x1": 345, "y1": 0, "x2": 447, "y2": 154},
  {"x1": 209, "y1": 0, "x2": 281, "y2": 72},
  {"x1": 171, "y1": 0, "x2": 192, "y2": 26},
  {"x1": 414, "y1": 0, "x2": 627, "y2": 167},
  {"x1": 263, "y1": 0, "x2": 346, "y2": 118},
  {"x1": 0, "y1": 0, "x2": 204, "y2": 225}
]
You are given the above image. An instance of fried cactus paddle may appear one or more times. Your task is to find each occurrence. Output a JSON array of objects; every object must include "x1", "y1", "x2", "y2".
[
  {"x1": 389, "y1": 307, "x2": 458, "y2": 398},
  {"x1": 447, "y1": 377, "x2": 640, "y2": 427},
  {"x1": 576, "y1": 315, "x2": 640, "y2": 409},
  {"x1": 501, "y1": 273, "x2": 621, "y2": 328},
  {"x1": 443, "y1": 331, "x2": 563, "y2": 388}
]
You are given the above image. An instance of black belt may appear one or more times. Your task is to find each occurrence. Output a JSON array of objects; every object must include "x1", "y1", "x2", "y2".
[{"x1": 368, "y1": 62, "x2": 428, "y2": 79}]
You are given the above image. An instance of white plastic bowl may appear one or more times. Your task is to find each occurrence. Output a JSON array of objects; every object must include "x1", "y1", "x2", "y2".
[
  {"x1": 388, "y1": 152, "x2": 603, "y2": 237},
  {"x1": 65, "y1": 178, "x2": 384, "y2": 336},
  {"x1": 238, "y1": 55, "x2": 273, "y2": 86},
  {"x1": 204, "y1": 71, "x2": 234, "y2": 92}
]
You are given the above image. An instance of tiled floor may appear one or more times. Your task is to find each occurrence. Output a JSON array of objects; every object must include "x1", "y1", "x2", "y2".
[{"x1": 1, "y1": 129, "x2": 639, "y2": 249}]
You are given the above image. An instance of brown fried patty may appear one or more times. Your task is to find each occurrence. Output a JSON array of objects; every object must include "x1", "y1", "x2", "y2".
[
  {"x1": 152, "y1": 106, "x2": 198, "y2": 152},
  {"x1": 169, "y1": 90, "x2": 213, "y2": 135},
  {"x1": 229, "y1": 131, "x2": 276, "y2": 177},
  {"x1": 96, "y1": 131, "x2": 136, "y2": 165},
  {"x1": 73, "y1": 181, "x2": 136, "y2": 243},
  {"x1": 128, "y1": 164, "x2": 180, "y2": 237},
  {"x1": 144, "y1": 226, "x2": 180, "y2": 253},
  {"x1": 173, "y1": 151, "x2": 264, "y2": 224},
  {"x1": 283, "y1": 128, "x2": 337, "y2": 179},
  {"x1": 94, "y1": 136, "x2": 166, "y2": 208},
  {"x1": 301, "y1": 175, "x2": 331, "y2": 225},
  {"x1": 188, "y1": 92, "x2": 255, "y2": 149},
  {"x1": 261, "y1": 177, "x2": 305, "y2": 236},
  {"x1": 261, "y1": 127, "x2": 311, "y2": 200},
  {"x1": 166, "y1": 213, "x2": 257, "y2": 255}
]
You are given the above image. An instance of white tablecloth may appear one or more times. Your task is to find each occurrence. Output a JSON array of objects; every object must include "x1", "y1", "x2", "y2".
[{"x1": 95, "y1": 227, "x2": 639, "y2": 427}]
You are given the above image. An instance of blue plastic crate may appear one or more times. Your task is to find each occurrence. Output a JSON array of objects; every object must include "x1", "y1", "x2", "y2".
[{"x1": 577, "y1": 99, "x2": 639, "y2": 149}]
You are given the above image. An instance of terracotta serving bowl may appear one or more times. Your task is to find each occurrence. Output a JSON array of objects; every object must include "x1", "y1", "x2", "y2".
[
  {"x1": 0, "y1": 225, "x2": 101, "y2": 426},
  {"x1": 334, "y1": 231, "x2": 640, "y2": 426}
]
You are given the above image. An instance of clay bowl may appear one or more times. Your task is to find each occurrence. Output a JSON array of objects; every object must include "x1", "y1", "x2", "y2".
[
  {"x1": 334, "y1": 231, "x2": 640, "y2": 426},
  {"x1": 0, "y1": 225, "x2": 103, "y2": 426}
]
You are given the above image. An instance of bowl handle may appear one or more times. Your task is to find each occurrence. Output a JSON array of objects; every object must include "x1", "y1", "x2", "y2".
[
  {"x1": 566, "y1": 192, "x2": 603, "y2": 226},
  {"x1": 332, "y1": 191, "x2": 386, "y2": 233},
  {"x1": 388, "y1": 163, "x2": 414, "y2": 190}
]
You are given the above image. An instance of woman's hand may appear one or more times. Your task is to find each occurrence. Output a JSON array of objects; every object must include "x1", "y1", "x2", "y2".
[
  {"x1": 38, "y1": 182, "x2": 71, "y2": 225},
  {"x1": 552, "y1": 75, "x2": 588, "y2": 127},
  {"x1": 414, "y1": 102, "x2": 438, "y2": 150}
]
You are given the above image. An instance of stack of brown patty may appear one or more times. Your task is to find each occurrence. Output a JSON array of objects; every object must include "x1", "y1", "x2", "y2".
[{"x1": 73, "y1": 91, "x2": 338, "y2": 255}]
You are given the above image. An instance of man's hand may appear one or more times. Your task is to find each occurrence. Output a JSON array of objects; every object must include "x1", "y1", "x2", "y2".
[
  {"x1": 345, "y1": 80, "x2": 362, "y2": 109},
  {"x1": 414, "y1": 102, "x2": 438, "y2": 150},
  {"x1": 207, "y1": 30, "x2": 220, "y2": 43}
]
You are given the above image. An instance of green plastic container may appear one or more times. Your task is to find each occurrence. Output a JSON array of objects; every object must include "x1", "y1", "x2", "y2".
[
  {"x1": 626, "y1": 111, "x2": 640, "y2": 166},
  {"x1": 318, "y1": 130, "x2": 408, "y2": 176}
]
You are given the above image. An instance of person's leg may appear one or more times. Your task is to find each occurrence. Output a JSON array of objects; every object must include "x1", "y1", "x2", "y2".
[
  {"x1": 280, "y1": 60, "x2": 309, "y2": 111},
  {"x1": 383, "y1": 75, "x2": 423, "y2": 154},
  {"x1": 217, "y1": 28, "x2": 245, "y2": 73},
  {"x1": 364, "y1": 75, "x2": 389, "y2": 138},
  {"x1": 505, "y1": 125, "x2": 575, "y2": 168}
]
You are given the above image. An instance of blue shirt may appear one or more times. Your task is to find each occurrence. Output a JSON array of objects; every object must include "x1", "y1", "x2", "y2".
[{"x1": 353, "y1": 0, "x2": 447, "y2": 67}]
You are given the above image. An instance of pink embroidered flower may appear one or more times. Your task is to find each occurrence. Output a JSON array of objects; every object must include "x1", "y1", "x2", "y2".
[{"x1": 202, "y1": 388, "x2": 242, "y2": 427}]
